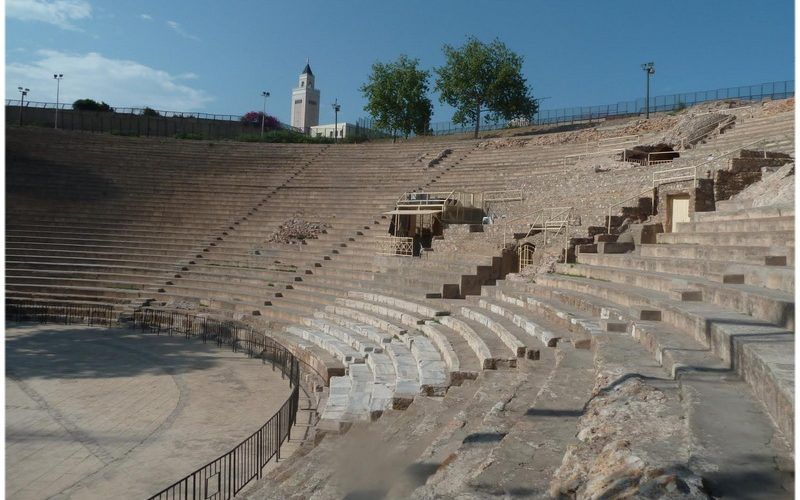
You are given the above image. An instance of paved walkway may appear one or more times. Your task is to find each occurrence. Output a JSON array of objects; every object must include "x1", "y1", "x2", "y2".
[{"x1": 6, "y1": 322, "x2": 293, "y2": 500}]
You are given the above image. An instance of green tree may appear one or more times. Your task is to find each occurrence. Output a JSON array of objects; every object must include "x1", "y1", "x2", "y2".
[
  {"x1": 435, "y1": 36, "x2": 537, "y2": 138},
  {"x1": 72, "y1": 99, "x2": 112, "y2": 112},
  {"x1": 361, "y1": 55, "x2": 433, "y2": 140}
]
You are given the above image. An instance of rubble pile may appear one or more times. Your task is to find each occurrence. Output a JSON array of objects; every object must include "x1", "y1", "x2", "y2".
[
  {"x1": 550, "y1": 378, "x2": 709, "y2": 499},
  {"x1": 761, "y1": 97, "x2": 794, "y2": 116},
  {"x1": 426, "y1": 148, "x2": 453, "y2": 168},
  {"x1": 267, "y1": 218, "x2": 330, "y2": 244},
  {"x1": 475, "y1": 138, "x2": 529, "y2": 150},
  {"x1": 731, "y1": 161, "x2": 795, "y2": 207}
]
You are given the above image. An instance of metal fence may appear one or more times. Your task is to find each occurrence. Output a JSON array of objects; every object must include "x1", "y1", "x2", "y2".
[
  {"x1": 359, "y1": 79, "x2": 794, "y2": 137},
  {"x1": 5, "y1": 100, "x2": 303, "y2": 140},
  {"x1": 6, "y1": 302, "x2": 306, "y2": 500},
  {"x1": 6, "y1": 301, "x2": 117, "y2": 325},
  {"x1": 130, "y1": 309, "x2": 302, "y2": 500}
]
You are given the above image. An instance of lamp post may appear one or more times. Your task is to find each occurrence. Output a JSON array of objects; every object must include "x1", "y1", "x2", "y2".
[
  {"x1": 641, "y1": 62, "x2": 655, "y2": 119},
  {"x1": 260, "y1": 91, "x2": 270, "y2": 137},
  {"x1": 17, "y1": 86, "x2": 29, "y2": 126},
  {"x1": 54, "y1": 74, "x2": 63, "y2": 129},
  {"x1": 331, "y1": 99, "x2": 340, "y2": 143}
]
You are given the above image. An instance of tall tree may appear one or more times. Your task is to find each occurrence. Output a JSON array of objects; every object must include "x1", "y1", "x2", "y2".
[
  {"x1": 361, "y1": 55, "x2": 433, "y2": 140},
  {"x1": 435, "y1": 37, "x2": 537, "y2": 138}
]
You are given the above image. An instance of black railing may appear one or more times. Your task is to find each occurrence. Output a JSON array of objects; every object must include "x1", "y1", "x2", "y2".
[
  {"x1": 132, "y1": 309, "x2": 302, "y2": 500},
  {"x1": 358, "y1": 79, "x2": 795, "y2": 137},
  {"x1": 5, "y1": 303, "x2": 307, "y2": 500},
  {"x1": 6, "y1": 300, "x2": 117, "y2": 326},
  {"x1": 5, "y1": 101, "x2": 303, "y2": 140}
]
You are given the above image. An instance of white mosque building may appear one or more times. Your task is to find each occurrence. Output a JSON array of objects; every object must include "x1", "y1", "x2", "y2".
[
  {"x1": 290, "y1": 62, "x2": 321, "y2": 133},
  {"x1": 290, "y1": 62, "x2": 359, "y2": 139}
]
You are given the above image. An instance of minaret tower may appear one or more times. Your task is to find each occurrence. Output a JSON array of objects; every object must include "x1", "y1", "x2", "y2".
[{"x1": 291, "y1": 60, "x2": 320, "y2": 133}]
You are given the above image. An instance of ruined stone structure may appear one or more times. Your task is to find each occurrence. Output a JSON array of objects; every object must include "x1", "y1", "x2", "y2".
[{"x1": 5, "y1": 98, "x2": 795, "y2": 498}]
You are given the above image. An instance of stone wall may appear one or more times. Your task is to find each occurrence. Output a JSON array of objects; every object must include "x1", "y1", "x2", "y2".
[{"x1": 654, "y1": 179, "x2": 715, "y2": 230}]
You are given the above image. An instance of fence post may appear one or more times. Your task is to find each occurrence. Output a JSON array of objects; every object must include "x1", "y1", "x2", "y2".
[{"x1": 257, "y1": 428, "x2": 263, "y2": 478}]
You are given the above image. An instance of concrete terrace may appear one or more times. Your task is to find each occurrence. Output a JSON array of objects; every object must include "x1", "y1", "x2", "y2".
[{"x1": 5, "y1": 98, "x2": 795, "y2": 498}]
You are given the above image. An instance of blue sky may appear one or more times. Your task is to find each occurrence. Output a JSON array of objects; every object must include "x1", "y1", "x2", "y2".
[{"x1": 5, "y1": 0, "x2": 795, "y2": 125}]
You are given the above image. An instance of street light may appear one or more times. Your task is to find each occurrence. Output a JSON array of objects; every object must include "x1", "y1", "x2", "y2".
[
  {"x1": 331, "y1": 98, "x2": 341, "y2": 143},
  {"x1": 641, "y1": 62, "x2": 655, "y2": 119},
  {"x1": 260, "y1": 91, "x2": 270, "y2": 137},
  {"x1": 17, "y1": 86, "x2": 29, "y2": 126},
  {"x1": 54, "y1": 74, "x2": 64, "y2": 129}
]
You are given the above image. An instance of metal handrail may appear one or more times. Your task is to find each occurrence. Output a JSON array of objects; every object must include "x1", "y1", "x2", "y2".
[
  {"x1": 483, "y1": 189, "x2": 524, "y2": 203},
  {"x1": 680, "y1": 114, "x2": 736, "y2": 149},
  {"x1": 693, "y1": 105, "x2": 754, "y2": 117},
  {"x1": 565, "y1": 134, "x2": 642, "y2": 162},
  {"x1": 605, "y1": 187, "x2": 657, "y2": 233},
  {"x1": 376, "y1": 235, "x2": 414, "y2": 256},
  {"x1": 396, "y1": 190, "x2": 455, "y2": 204},
  {"x1": 646, "y1": 150, "x2": 679, "y2": 166},
  {"x1": 653, "y1": 136, "x2": 773, "y2": 188},
  {"x1": 599, "y1": 134, "x2": 641, "y2": 146},
  {"x1": 501, "y1": 206, "x2": 574, "y2": 247},
  {"x1": 563, "y1": 147, "x2": 630, "y2": 166}
]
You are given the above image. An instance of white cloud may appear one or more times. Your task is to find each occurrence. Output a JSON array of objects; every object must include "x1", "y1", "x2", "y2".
[
  {"x1": 6, "y1": 0, "x2": 92, "y2": 30},
  {"x1": 166, "y1": 20, "x2": 199, "y2": 41},
  {"x1": 6, "y1": 50, "x2": 214, "y2": 111},
  {"x1": 139, "y1": 13, "x2": 152, "y2": 20}
]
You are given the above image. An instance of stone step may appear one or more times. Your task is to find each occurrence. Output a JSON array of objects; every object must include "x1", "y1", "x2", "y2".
[
  {"x1": 401, "y1": 334, "x2": 449, "y2": 395},
  {"x1": 692, "y1": 204, "x2": 794, "y2": 222},
  {"x1": 638, "y1": 243, "x2": 794, "y2": 267},
  {"x1": 318, "y1": 364, "x2": 373, "y2": 428},
  {"x1": 438, "y1": 347, "x2": 593, "y2": 497},
  {"x1": 675, "y1": 215, "x2": 794, "y2": 233},
  {"x1": 576, "y1": 252, "x2": 794, "y2": 293},
  {"x1": 473, "y1": 297, "x2": 558, "y2": 350},
  {"x1": 417, "y1": 320, "x2": 481, "y2": 384},
  {"x1": 391, "y1": 368, "x2": 532, "y2": 498},
  {"x1": 536, "y1": 274, "x2": 794, "y2": 443},
  {"x1": 679, "y1": 373, "x2": 793, "y2": 498},
  {"x1": 437, "y1": 313, "x2": 514, "y2": 370},
  {"x1": 345, "y1": 290, "x2": 450, "y2": 319},
  {"x1": 461, "y1": 303, "x2": 531, "y2": 357},
  {"x1": 322, "y1": 303, "x2": 441, "y2": 395},
  {"x1": 556, "y1": 262, "x2": 793, "y2": 329},
  {"x1": 483, "y1": 282, "x2": 591, "y2": 348},
  {"x1": 657, "y1": 229, "x2": 794, "y2": 247},
  {"x1": 284, "y1": 325, "x2": 365, "y2": 365}
]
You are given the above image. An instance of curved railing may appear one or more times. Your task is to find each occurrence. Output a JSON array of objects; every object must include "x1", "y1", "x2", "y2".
[
  {"x1": 131, "y1": 309, "x2": 307, "y2": 500},
  {"x1": 6, "y1": 301, "x2": 116, "y2": 325},
  {"x1": 5, "y1": 302, "x2": 313, "y2": 500}
]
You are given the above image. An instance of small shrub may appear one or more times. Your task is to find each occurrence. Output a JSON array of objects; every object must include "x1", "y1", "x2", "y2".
[
  {"x1": 73, "y1": 98, "x2": 112, "y2": 112},
  {"x1": 669, "y1": 101, "x2": 688, "y2": 115},
  {"x1": 110, "y1": 130, "x2": 139, "y2": 137},
  {"x1": 142, "y1": 107, "x2": 160, "y2": 117},
  {"x1": 240, "y1": 111, "x2": 280, "y2": 130},
  {"x1": 174, "y1": 132, "x2": 204, "y2": 140}
]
